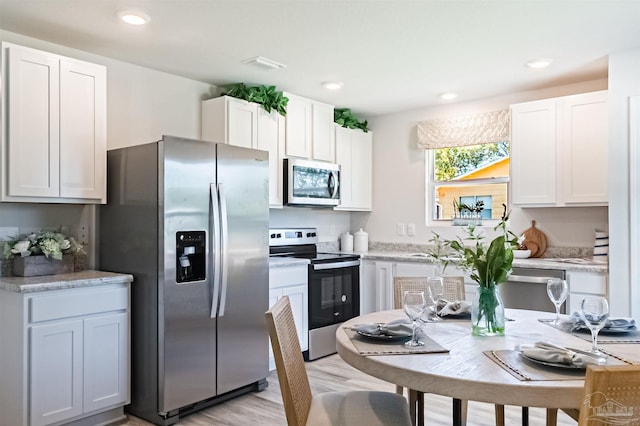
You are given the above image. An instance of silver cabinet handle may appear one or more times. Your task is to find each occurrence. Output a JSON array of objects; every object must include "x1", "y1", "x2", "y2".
[{"x1": 508, "y1": 274, "x2": 556, "y2": 284}]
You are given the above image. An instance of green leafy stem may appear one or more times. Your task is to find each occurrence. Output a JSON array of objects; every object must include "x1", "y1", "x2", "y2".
[
  {"x1": 221, "y1": 83, "x2": 288, "y2": 116},
  {"x1": 334, "y1": 108, "x2": 369, "y2": 132}
]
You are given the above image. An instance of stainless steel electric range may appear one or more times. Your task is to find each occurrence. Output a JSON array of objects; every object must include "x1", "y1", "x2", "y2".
[{"x1": 269, "y1": 228, "x2": 360, "y2": 360}]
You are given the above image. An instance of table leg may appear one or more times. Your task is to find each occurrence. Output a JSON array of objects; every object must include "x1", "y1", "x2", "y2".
[
  {"x1": 546, "y1": 408, "x2": 558, "y2": 426},
  {"x1": 522, "y1": 406, "x2": 529, "y2": 426},
  {"x1": 453, "y1": 399, "x2": 468, "y2": 426},
  {"x1": 408, "y1": 389, "x2": 425, "y2": 426},
  {"x1": 495, "y1": 404, "x2": 505, "y2": 426}
]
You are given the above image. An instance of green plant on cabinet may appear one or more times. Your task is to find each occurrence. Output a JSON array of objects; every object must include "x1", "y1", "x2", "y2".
[
  {"x1": 221, "y1": 83, "x2": 288, "y2": 115},
  {"x1": 334, "y1": 108, "x2": 369, "y2": 132}
]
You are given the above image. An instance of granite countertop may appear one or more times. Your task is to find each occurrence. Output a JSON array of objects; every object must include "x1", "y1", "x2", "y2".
[
  {"x1": 269, "y1": 257, "x2": 311, "y2": 268},
  {"x1": 0, "y1": 270, "x2": 134, "y2": 293},
  {"x1": 350, "y1": 251, "x2": 608, "y2": 273}
]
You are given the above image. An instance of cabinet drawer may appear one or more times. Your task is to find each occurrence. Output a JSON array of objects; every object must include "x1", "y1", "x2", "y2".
[
  {"x1": 269, "y1": 266, "x2": 308, "y2": 289},
  {"x1": 567, "y1": 271, "x2": 607, "y2": 295},
  {"x1": 29, "y1": 287, "x2": 128, "y2": 323}
]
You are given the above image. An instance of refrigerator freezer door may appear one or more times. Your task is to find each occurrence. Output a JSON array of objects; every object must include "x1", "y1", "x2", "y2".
[
  {"x1": 161, "y1": 137, "x2": 218, "y2": 412},
  {"x1": 215, "y1": 143, "x2": 269, "y2": 395}
]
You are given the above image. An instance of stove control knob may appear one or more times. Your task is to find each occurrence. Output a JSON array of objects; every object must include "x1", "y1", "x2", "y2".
[{"x1": 341, "y1": 294, "x2": 347, "y2": 302}]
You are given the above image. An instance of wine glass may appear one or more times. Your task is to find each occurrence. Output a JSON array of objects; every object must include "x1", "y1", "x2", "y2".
[
  {"x1": 546, "y1": 278, "x2": 568, "y2": 325},
  {"x1": 427, "y1": 277, "x2": 445, "y2": 321},
  {"x1": 403, "y1": 291, "x2": 426, "y2": 347},
  {"x1": 578, "y1": 297, "x2": 609, "y2": 354}
]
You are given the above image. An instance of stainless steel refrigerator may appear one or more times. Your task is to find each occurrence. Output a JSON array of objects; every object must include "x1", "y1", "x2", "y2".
[{"x1": 99, "y1": 135, "x2": 269, "y2": 425}]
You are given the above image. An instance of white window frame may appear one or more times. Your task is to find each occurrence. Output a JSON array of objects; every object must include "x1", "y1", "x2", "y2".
[{"x1": 425, "y1": 150, "x2": 509, "y2": 227}]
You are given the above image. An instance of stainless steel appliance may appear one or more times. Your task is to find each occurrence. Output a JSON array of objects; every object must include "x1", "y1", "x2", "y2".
[
  {"x1": 269, "y1": 228, "x2": 359, "y2": 360},
  {"x1": 284, "y1": 158, "x2": 340, "y2": 207},
  {"x1": 99, "y1": 135, "x2": 269, "y2": 425},
  {"x1": 500, "y1": 267, "x2": 566, "y2": 313}
]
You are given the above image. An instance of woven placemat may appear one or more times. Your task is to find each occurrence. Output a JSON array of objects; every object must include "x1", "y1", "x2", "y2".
[
  {"x1": 484, "y1": 350, "x2": 586, "y2": 381},
  {"x1": 344, "y1": 328, "x2": 449, "y2": 356}
]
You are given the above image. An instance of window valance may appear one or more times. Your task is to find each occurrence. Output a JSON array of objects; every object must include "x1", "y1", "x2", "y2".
[{"x1": 417, "y1": 109, "x2": 510, "y2": 150}]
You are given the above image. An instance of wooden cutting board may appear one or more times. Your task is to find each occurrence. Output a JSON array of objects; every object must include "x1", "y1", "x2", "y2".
[{"x1": 522, "y1": 220, "x2": 547, "y2": 258}]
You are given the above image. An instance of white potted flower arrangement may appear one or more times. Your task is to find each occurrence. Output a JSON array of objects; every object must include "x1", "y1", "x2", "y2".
[{"x1": 3, "y1": 230, "x2": 84, "y2": 276}]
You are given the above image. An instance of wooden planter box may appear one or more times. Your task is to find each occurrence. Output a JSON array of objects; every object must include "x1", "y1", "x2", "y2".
[{"x1": 13, "y1": 254, "x2": 74, "y2": 277}]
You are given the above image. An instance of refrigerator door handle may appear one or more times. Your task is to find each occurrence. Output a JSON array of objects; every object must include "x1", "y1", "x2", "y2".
[
  {"x1": 210, "y1": 183, "x2": 222, "y2": 319},
  {"x1": 218, "y1": 183, "x2": 229, "y2": 317}
]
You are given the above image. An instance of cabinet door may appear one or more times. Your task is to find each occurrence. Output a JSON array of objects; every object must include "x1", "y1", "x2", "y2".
[
  {"x1": 282, "y1": 284, "x2": 309, "y2": 351},
  {"x1": 30, "y1": 320, "x2": 84, "y2": 426},
  {"x1": 375, "y1": 261, "x2": 395, "y2": 311},
  {"x1": 6, "y1": 44, "x2": 60, "y2": 198},
  {"x1": 227, "y1": 98, "x2": 258, "y2": 149},
  {"x1": 335, "y1": 126, "x2": 353, "y2": 207},
  {"x1": 360, "y1": 260, "x2": 377, "y2": 314},
  {"x1": 83, "y1": 313, "x2": 129, "y2": 413},
  {"x1": 284, "y1": 94, "x2": 312, "y2": 158},
  {"x1": 510, "y1": 99, "x2": 557, "y2": 206},
  {"x1": 257, "y1": 108, "x2": 285, "y2": 208},
  {"x1": 312, "y1": 102, "x2": 335, "y2": 162},
  {"x1": 350, "y1": 130, "x2": 373, "y2": 210},
  {"x1": 59, "y1": 58, "x2": 107, "y2": 201},
  {"x1": 560, "y1": 91, "x2": 608, "y2": 205}
]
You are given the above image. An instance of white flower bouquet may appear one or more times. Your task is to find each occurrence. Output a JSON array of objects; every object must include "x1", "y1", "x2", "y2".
[{"x1": 3, "y1": 230, "x2": 84, "y2": 260}]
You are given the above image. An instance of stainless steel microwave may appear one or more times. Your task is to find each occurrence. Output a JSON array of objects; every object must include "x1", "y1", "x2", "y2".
[{"x1": 284, "y1": 158, "x2": 340, "y2": 207}]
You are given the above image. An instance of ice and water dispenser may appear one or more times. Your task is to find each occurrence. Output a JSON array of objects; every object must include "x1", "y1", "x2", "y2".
[{"x1": 176, "y1": 231, "x2": 206, "y2": 283}]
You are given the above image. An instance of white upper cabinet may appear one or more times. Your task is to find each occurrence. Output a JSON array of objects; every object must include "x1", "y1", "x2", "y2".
[
  {"x1": 334, "y1": 125, "x2": 373, "y2": 211},
  {"x1": 202, "y1": 96, "x2": 258, "y2": 148},
  {"x1": 202, "y1": 96, "x2": 285, "y2": 208},
  {"x1": 510, "y1": 90, "x2": 608, "y2": 207},
  {"x1": 2, "y1": 43, "x2": 107, "y2": 203},
  {"x1": 283, "y1": 92, "x2": 334, "y2": 161}
]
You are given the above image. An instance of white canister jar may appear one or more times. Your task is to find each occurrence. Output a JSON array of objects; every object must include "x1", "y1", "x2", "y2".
[
  {"x1": 340, "y1": 232, "x2": 354, "y2": 252},
  {"x1": 354, "y1": 228, "x2": 368, "y2": 252}
]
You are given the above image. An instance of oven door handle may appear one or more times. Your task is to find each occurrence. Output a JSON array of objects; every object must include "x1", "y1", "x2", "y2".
[
  {"x1": 508, "y1": 274, "x2": 556, "y2": 284},
  {"x1": 313, "y1": 260, "x2": 360, "y2": 270}
]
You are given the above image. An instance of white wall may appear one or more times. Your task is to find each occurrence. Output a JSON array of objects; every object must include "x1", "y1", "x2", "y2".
[
  {"x1": 608, "y1": 48, "x2": 640, "y2": 318},
  {"x1": 364, "y1": 79, "x2": 609, "y2": 247}
]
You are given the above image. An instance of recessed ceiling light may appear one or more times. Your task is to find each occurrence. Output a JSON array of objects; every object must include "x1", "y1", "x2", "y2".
[
  {"x1": 321, "y1": 81, "x2": 344, "y2": 90},
  {"x1": 439, "y1": 92, "x2": 458, "y2": 101},
  {"x1": 241, "y1": 56, "x2": 287, "y2": 70},
  {"x1": 117, "y1": 10, "x2": 150, "y2": 26},
  {"x1": 526, "y1": 58, "x2": 553, "y2": 69}
]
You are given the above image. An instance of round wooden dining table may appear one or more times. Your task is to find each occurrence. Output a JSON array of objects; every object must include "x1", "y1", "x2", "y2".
[{"x1": 336, "y1": 309, "x2": 639, "y2": 426}]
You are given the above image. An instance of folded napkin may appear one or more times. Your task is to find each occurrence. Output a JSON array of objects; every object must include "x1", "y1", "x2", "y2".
[
  {"x1": 571, "y1": 312, "x2": 636, "y2": 330},
  {"x1": 352, "y1": 319, "x2": 413, "y2": 337},
  {"x1": 437, "y1": 299, "x2": 472, "y2": 317},
  {"x1": 518, "y1": 341, "x2": 606, "y2": 367}
]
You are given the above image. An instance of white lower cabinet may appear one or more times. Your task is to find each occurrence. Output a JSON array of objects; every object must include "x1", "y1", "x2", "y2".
[
  {"x1": 0, "y1": 280, "x2": 130, "y2": 426},
  {"x1": 269, "y1": 264, "x2": 308, "y2": 370},
  {"x1": 566, "y1": 270, "x2": 608, "y2": 314}
]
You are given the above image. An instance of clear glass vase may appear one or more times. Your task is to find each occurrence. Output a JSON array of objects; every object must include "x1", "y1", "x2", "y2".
[{"x1": 471, "y1": 285, "x2": 505, "y2": 336}]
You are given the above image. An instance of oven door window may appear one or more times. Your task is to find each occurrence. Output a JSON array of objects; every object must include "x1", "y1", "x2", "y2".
[{"x1": 309, "y1": 265, "x2": 359, "y2": 329}]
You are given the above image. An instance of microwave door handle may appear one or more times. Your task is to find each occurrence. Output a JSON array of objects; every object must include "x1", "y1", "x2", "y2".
[
  {"x1": 218, "y1": 183, "x2": 229, "y2": 317},
  {"x1": 210, "y1": 183, "x2": 221, "y2": 319},
  {"x1": 329, "y1": 171, "x2": 339, "y2": 199}
]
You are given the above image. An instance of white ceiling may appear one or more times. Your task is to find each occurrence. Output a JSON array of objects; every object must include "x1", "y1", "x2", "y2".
[{"x1": 2, "y1": 0, "x2": 640, "y2": 117}]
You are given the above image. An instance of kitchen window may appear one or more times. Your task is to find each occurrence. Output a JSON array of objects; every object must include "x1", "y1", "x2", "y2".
[
  {"x1": 418, "y1": 109, "x2": 511, "y2": 224},
  {"x1": 427, "y1": 142, "x2": 509, "y2": 223}
]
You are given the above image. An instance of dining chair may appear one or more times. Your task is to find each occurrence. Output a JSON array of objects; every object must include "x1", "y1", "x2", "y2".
[
  {"x1": 573, "y1": 364, "x2": 640, "y2": 425},
  {"x1": 266, "y1": 296, "x2": 413, "y2": 426}
]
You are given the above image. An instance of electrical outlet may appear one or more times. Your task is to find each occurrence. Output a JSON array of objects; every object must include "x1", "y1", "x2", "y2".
[
  {"x1": 0, "y1": 227, "x2": 19, "y2": 241},
  {"x1": 407, "y1": 223, "x2": 416, "y2": 236},
  {"x1": 79, "y1": 225, "x2": 89, "y2": 246},
  {"x1": 396, "y1": 223, "x2": 406, "y2": 236}
]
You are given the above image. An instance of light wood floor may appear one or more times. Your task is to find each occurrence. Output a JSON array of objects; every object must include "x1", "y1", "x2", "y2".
[{"x1": 123, "y1": 354, "x2": 578, "y2": 426}]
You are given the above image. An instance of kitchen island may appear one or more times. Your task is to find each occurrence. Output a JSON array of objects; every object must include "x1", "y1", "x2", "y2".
[{"x1": 0, "y1": 270, "x2": 133, "y2": 426}]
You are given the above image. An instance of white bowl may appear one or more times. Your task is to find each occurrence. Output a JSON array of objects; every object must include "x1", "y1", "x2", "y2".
[{"x1": 513, "y1": 249, "x2": 531, "y2": 259}]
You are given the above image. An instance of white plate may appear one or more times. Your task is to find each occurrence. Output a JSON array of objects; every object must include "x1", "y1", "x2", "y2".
[{"x1": 519, "y1": 351, "x2": 585, "y2": 370}]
